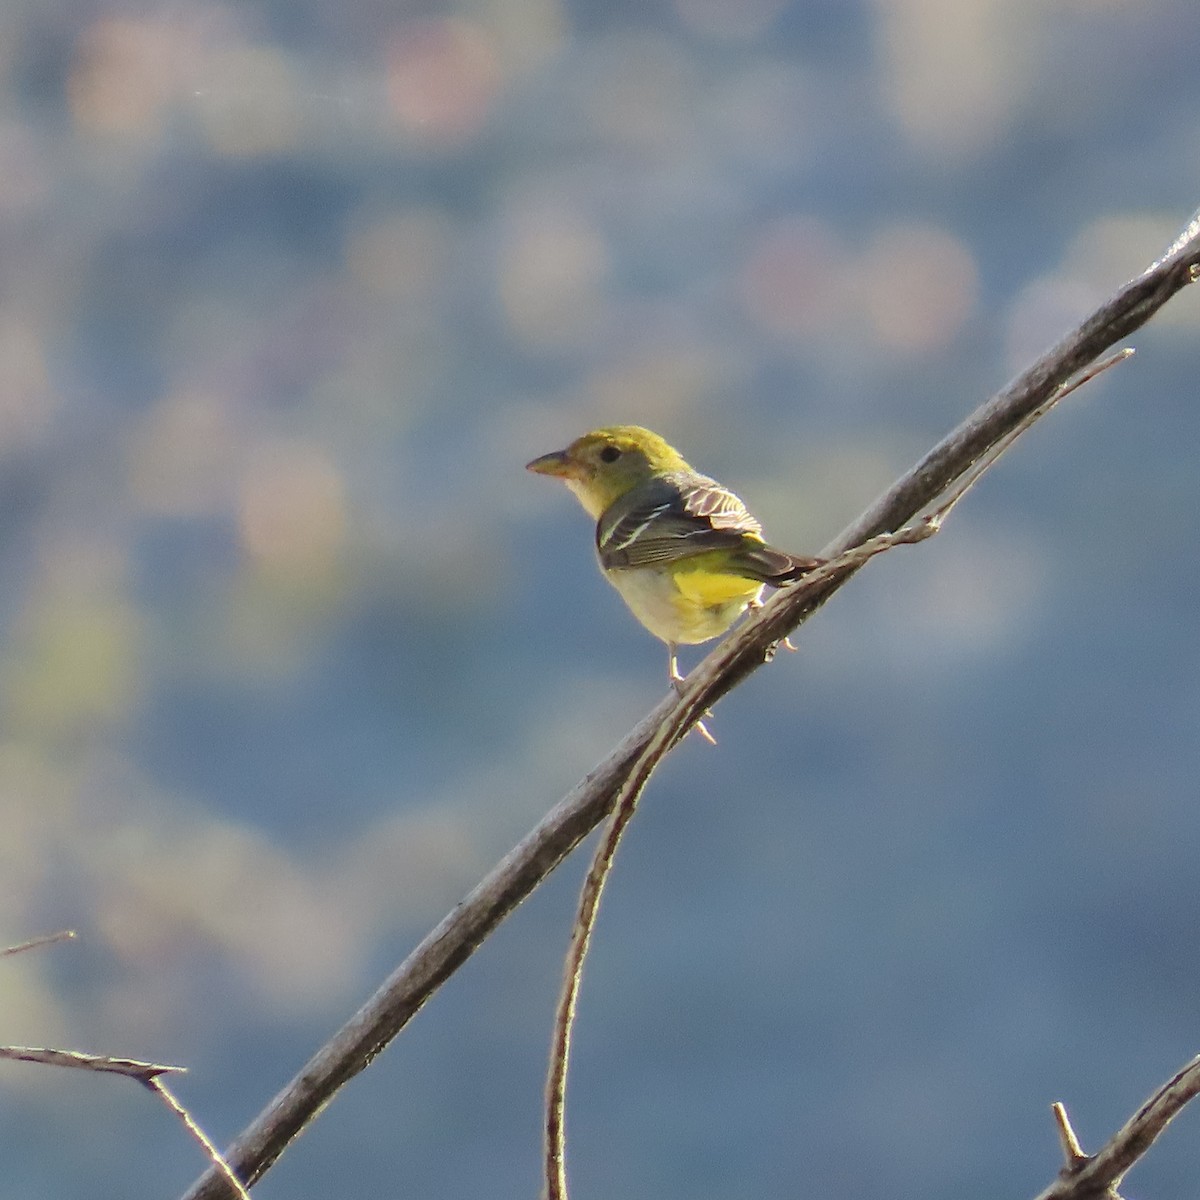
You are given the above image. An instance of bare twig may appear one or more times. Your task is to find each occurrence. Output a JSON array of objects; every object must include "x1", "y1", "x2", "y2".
[
  {"x1": 1034, "y1": 1055, "x2": 1200, "y2": 1199},
  {"x1": 0, "y1": 1046, "x2": 250, "y2": 1198},
  {"x1": 541, "y1": 348, "x2": 1135, "y2": 1200},
  {"x1": 2, "y1": 930, "x2": 77, "y2": 957},
  {"x1": 180, "y1": 213, "x2": 1200, "y2": 1200},
  {"x1": 544, "y1": 691, "x2": 693, "y2": 1200},
  {"x1": 1052, "y1": 1102, "x2": 1087, "y2": 1166},
  {"x1": 148, "y1": 1077, "x2": 253, "y2": 1200},
  {"x1": 0, "y1": 1045, "x2": 184, "y2": 1081}
]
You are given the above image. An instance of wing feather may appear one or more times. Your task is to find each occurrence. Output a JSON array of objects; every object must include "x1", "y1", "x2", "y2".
[
  {"x1": 598, "y1": 473, "x2": 775, "y2": 568},
  {"x1": 681, "y1": 478, "x2": 763, "y2": 534},
  {"x1": 597, "y1": 472, "x2": 823, "y2": 581}
]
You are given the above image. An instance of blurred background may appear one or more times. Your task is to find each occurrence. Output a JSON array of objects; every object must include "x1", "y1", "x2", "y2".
[{"x1": 1, "y1": 0, "x2": 1199, "y2": 1197}]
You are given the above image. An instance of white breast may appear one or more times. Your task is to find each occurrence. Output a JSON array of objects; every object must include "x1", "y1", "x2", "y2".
[{"x1": 604, "y1": 564, "x2": 761, "y2": 645}]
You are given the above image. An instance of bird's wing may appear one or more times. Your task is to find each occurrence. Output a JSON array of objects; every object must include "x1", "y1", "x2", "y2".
[
  {"x1": 597, "y1": 473, "x2": 762, "y2": 570},
  {"x1": 680, "y1": 476, "x2": 764, "y2": 534}
]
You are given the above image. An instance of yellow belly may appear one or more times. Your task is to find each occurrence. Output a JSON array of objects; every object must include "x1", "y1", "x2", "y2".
[{"x1": 604, "y1": 563, "x2": 763, "y2": 645}]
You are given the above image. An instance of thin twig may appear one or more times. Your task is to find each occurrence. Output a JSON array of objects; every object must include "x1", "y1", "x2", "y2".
[
  {"x1": 179, "y1": 212, "x2": 1200, "y2": 1200},
  {"x1": 1052, "y1": 1102, "x2": 1087, "y2": 1165},
  {"x1": 544, "y1": 697, "x2": 696, "y2": 1200},
  {"x1": 540, "y1": 348, "x2": 1135, "y2": 1200},
  {"x1": 1, "y1": 1045, "x2": 250, "y2": 1198},
  {"x1": 147, "y1": 1077, "x2": 252, "y2": 1200},
  {"x1": 0, "y1": 1045, "x2": 184, "y2": 1081},
  {"x1": 1033, "y1": 1055, "x2": 1200, "y2": 1199},
  {"x1": 925, "y1": 349, "x2": 1133, "y2": 527},
  {"x1": 1, "y1": 930, "x2": 77, "y2": 957}
]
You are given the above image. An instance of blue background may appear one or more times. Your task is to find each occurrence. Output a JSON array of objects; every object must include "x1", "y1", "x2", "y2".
[{"x1": 1, "y1": 1, "x2": 1200, "y2": 1197}]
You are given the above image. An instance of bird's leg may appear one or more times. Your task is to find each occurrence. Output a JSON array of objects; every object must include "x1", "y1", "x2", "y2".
[
  {"x1": 667, "y1": 642, "x2": 717, "y2": 746},
  {"x1": 668, "y1": 641, "x2": 684, "y2": 686}
]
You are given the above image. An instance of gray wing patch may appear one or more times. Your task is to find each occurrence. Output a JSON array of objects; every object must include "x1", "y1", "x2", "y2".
[
  {"x1": 599, "y1": 501, "x2": 673, "y2": 554},
  {"x1": 597, "y1": 473, "x2": 758, "y2": 570}
]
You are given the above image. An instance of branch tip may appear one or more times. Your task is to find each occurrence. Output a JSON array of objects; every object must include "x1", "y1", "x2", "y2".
[
  {"x1": 2, "y1": 930, "x2": 78, "y2": 957},
  {"x1": 0, "y1": 1045, "x2": 185, "y2": 1082},
  {"x1": 1052, "y1": 1101, "x2": 1087, "y2": 1165}
]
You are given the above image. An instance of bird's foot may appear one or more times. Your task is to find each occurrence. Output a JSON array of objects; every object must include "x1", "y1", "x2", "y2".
[
  {"x1": 669, "y1": 676, "x2": 717, "y2": 743},
  {"x1": 668, "y1": 645, "x2": 717, "y2": 745},
  {"x1": 746, "y1": 599, "x2": 797, "y2": 655}
]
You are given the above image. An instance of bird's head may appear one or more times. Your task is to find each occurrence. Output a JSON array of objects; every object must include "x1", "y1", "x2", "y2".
[{"x1": 526, "y1": 425, "x2": 689, "y2": 517}]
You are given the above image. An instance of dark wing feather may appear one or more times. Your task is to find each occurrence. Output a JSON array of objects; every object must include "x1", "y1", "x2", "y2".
[
  {"x1": 596, "y1": 471, "x2": 823, "y2": 584},
  {"x1": 734, "y1": 543, "x2": 824, "y2": 583},
  {"x1": 596, "y1": 474, "x2": 742, "y2": 569}
]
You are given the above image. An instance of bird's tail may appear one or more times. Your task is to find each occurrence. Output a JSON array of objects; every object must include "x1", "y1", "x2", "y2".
[{"x1": 734, "y1": 543, "x2": 824, "y2": 584}]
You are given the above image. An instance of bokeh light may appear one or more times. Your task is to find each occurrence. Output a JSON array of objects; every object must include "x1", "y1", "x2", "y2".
[{"x1": 386, "y1": 18, "x2": 503, "y2": 147}]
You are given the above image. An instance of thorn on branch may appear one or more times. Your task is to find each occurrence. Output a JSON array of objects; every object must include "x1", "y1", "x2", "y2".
[
  {"x1": 1050, "y1": 1103, "x2": 1129, "y2": 1200},
  {"x1": 1052, "y1": 1101, "x2": 1087, "y2": 1165}
]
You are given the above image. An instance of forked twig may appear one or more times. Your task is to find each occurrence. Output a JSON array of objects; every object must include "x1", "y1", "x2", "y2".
[
  {"x1": 1035, "y1": 1055, "x2": 1200, "y2": 1199},
  {"x1": 0, "y1": 1046, "x2": 250, "y2": 1198},
  {"x1": 2, "y1": 929, "x2": 251, "y2": 1199},
  {"x1": 541, "y1": 349, "x2": 1133, "y2": 1200}
]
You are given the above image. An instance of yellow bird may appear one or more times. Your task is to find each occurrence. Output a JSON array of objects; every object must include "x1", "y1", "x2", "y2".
[{"x1": 527, "y1": 425, "x2": 822, "y2": 690}]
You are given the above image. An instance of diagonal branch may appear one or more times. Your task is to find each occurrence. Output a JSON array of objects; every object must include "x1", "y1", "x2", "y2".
[
  {"x1": 1034, "y1": 1055, "x2": 1200, "y2": 1200},
  {"x1": 179, "y1": 210, "x2": 1200, "y2": 1200}
]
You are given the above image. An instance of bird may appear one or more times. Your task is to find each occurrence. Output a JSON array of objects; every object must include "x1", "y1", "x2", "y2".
[{"x1": 526, "y1": 425, "x2": 822, "y2": 730}]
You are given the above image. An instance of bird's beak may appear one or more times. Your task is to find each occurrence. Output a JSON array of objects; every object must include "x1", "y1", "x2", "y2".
[{"x1": 525, "y1": 449, "x2": 573, "y2": 478}]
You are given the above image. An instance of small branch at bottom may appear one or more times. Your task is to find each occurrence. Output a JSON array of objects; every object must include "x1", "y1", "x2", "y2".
[
  {"x1": 1034, "y1": 1054, "x2": 1200, "y2": 1200},
  {"x1": 1, "y1": 1046, "x2": 249, "y2": 1199}
]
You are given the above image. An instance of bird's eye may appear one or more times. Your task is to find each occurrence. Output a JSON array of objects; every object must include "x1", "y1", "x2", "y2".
[{"x1": 599, "y1": 446, "x2": 622, "y2": 463}]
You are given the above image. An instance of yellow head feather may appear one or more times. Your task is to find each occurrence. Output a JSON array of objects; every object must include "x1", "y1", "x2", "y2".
[{"x1": 526, "y1": 426, "x2": 691, "y2": 517}]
